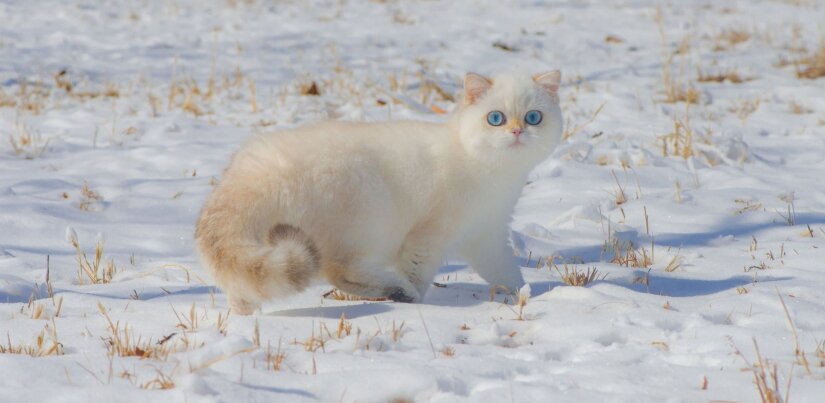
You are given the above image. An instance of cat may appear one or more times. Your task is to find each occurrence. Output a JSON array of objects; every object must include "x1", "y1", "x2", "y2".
[{"x1": 195, "y1": 70, "x2": 563, "y2": 315}]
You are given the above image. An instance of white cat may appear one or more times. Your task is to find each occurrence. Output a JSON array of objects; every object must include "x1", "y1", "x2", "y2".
[{"x1": 195, "y1": 71, "x2": 563, "y2": 314}]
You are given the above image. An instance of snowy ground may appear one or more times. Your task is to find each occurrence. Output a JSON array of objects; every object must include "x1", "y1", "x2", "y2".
[{"x1": 1, "y1": 0, "x2": 825, "y2": 401}]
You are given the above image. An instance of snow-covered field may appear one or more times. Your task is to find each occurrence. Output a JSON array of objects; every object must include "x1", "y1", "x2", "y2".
[{"x1": 1, "y1": 0, "x2": 824, "y2": 401}]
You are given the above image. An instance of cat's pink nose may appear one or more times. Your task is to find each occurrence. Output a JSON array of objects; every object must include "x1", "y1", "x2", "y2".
[{"x1": 511, "y1": 128, "x2": 523, "y2": 137}]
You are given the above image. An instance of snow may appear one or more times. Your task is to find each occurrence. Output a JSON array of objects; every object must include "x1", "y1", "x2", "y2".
[{"x1": 1, "y1": 0, "x2": 825, "y2": 401}]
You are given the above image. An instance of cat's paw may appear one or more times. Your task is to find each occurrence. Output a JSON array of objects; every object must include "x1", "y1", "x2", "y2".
[
  {"x1": 229, "y1": 295, "x2": 260, "y2": 315},
  {"x1": 385, "y1": 286, "x2": 420, "y2": 303}
]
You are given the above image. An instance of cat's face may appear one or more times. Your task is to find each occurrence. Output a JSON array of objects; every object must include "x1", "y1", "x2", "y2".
[{"x1": 456, "y1": 71, "x2": 563, "y2": 167}]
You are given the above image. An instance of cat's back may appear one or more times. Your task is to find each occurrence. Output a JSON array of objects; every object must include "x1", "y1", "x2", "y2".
[
  {"x1": 235, "y1": 119, "x2": 448, "y2": 169},
  {"x1": 264, "y1": 119, "x2": 446, "y2": 147}
]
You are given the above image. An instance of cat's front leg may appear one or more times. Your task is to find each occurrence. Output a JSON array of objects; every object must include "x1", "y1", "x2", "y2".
[
  {"x1": 396, "y1": 238, "x2": 445, "y2": 299},
  {"x1": 461, "y1": 231, "x2": 526, "y2": 294}
]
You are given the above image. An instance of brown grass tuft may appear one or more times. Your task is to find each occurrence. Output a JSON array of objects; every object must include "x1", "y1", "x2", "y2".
[
  {"x1": 733, "y1": 339, "x2": 791, "y2": 403},
  {"x1": 300, "y1": 81, "x2": 321, "y2": 96},
  {"x1": 99, "y1": 302, "x2": 177, "y2": 360},
  {"x1": 265, "y1": 339, "x2": 286, "y2": 371},
  {"x1": 1, "y1": 321, "x2": 63, "y2": 357},
  {"x1": 714, "y1": 29, "x2": 751, "y2": 51},
  {"x1": 141, "y1": 367, "x2": 176, "y2": 390},
  {"x1": 67, "y1": 229, "x2": 117, "y2": 284},
  {"x1": 794, "y1": 40, "x2": 825, "y2": 79},
  {"x1": 322, "y1": 288, "x2": 387, "y2": 302},
  {"x1": 788, "y1": 100, "x2": 812, "y2": 114},
  {"x1": 605, "y1": 35, "x2": 625, "y2": 44},
  {"x1": 79, "y1": 182, "x2": 104, "y2": 211},
  {"x1": 697, "y1": 68, "x2": 751, "y2": 84},
  {"x1": 611, "y1": 240, "x2": 653, "y2": 268},
  {"x1": 555, "y1": 265, "x2": 606, "y2": 287},
  {"x1": 8, "y1": 118, "x2": 49, "y2": 159}
]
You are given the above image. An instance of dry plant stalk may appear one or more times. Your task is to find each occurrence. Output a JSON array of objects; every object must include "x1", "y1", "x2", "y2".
[
  {"x1": 1, "y1": 321, "x2": 63, "y2": 357},
  {"x1": 777, "y1": 290, "x2": 811, "y2": 375},
  {"x1": 611, "y1": 240, "x2": 653, "y2": 268},
  {"x1": 141, "y1": 367, "x2": 176, "y2": 390},
  {"x1": 440, "y1": 346, "x2": 456, "y2": 357},
  {"x1": 67, "y1": 230, "x2": 117, "y2": 284},
  {"x1": 8, "y1": 118, "x2": 49, "y2": 159},
  {"x1": 733, "y1": 338, "x2": 791, "y2": 403},
  {"x1": 265, "y1": 340, "x2": 286, "y2": 371},
  {"x1": 293, "y1": 322, "x2": 327, "y2": 353},
  {"x1": 713, "y1": 29, "x2": 751, "y2": 51},
  {"x1": 336, "y1": 313, "x2": 352, "y2": 338},
  {"x1": 171, "y1": 303, "x2": 199, "y2": 331},
  {"x1": 216, "y1": 309, "x2": 230, "y2": 335},
  {"x1": 794, "y1": 39, "x2": 825, "y2": 79},
  {"x1": 697, "y1": 68, "x2": 750, "y2": 84},
  {"x1": 99, "y1": 302, "x2": 175, "y2": 360},
  {"x1": 322, "y1": 288, "x2": 387, "y2": 302},
  {"x1": 562, "y1": 102, "x2": 605, "y2": 140},
  {"x1": 731, "y1": 98, "x2": 762, "y2": 125},
  {"x1": 78, "y1": 182, "x2": 104, "y2": 211},
  {"x1": 655, "y1": 8, "x2": 699, "y2": 105},
  {"x1": 659, "y1": 105, "x2": 695, "y2": 159},
  {"x1": 555, "y1": 265, "x2": 606, "y2": 287}
]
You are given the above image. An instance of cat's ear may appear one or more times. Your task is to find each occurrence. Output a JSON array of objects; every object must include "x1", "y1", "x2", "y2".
[
  {"x1": 464, "y1": 73, "x2": 493, "y2": 105},
  {"x1": 533, "y1": 70, "x2": 561, "y2": 95}
]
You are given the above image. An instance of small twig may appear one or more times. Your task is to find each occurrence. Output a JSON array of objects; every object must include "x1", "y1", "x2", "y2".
[{"x1": 417, "y1": 307, "x2": 437, "y2": 359}]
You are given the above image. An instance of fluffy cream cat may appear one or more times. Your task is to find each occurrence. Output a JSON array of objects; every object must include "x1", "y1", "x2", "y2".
[{"x1": 195, "y1": 71, "x2": 563, "y2": 314}]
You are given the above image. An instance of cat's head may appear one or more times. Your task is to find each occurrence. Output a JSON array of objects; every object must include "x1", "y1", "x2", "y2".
[{"x1": 455, "y1": 71, "x2": 563, "y2": 167}]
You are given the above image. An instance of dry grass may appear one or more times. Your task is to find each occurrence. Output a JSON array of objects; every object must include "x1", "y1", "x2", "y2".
[
  {"x1": 562, "y1": 102, "x2": 605, "y2": 140},
  {"x1": 299, "y1": 81, "x2": 321, "y2": 96},
  {"x1": 99, "y1": 302, "x2": 177, "y2": 360},
  {"x1": 1, "y1": 321, "x2": 63, "y2": 357},
  {"x1": 611, "y1": 240, "x2": 653, "y2": 268},
  {"x1": 166, "y1": 66, "x2": 258, "y2": 116},
  {"x1": 655, "y1": 9, "x2": 699, "y2": 104},
  {"x1": 657, "y1": 104, "x2": 736, "y2": 166},
  {"x1": 322, "y1": 288, "x2": 387, "y2": 302},
  {"x1": 793, "y1": 39, "x2": 825, "y2": 79},
  {"x1": 605, "y1": 35, "x2": 625, "y2": 44},
  {"x1": 735, "y1": 199, "x2": 764, "y2": 215},
  {"x1": 778, "y1": 290, "x2": 811, "y2": 375},
  {"x1": 730, "y1": 98, "x2": 762, "y2": 125},
  {"x1": 78, "y1": 182, "x2": 104, "y2": 211},
  {"x1": 697, "y1": 68, "x2": 751, "y2": 84},
  {"x1": 10, "y1": 80, "x2": 49, "y2": 114},
  {"x1": 555, "y1": 265, "x2": 606, "y2": 287},
  {"x1": 440, "y1": 346, "x2": 455, "y2": 357},
  {"x1": 336, "y1": 313, "x2": 352, "y2": 338},
  {"x1": 663, "y1": 253, "x2": 683, "y2": 272},
  {"x1": 610, "y1": 170, "x2": 627, "y2": 206},
  {"x1": 141, "y1": 367, "x2": 176, "y2": 390},
  {"x1": 67, "y1": 228, "x2": 117, "y2": 284},
  {"x1": 264, "y1": 340, "x2": 286, "y2": 371},
  {"x1": 662, "y1": 71, "x2": 700, "y2": 104},
  {"x1": 815, "y1": 339, "x2": 825, "y2": 367},
  {"x1": 713, "y1": 29, "x2": 751, "y2": 52},
  {"x1": 7, "y1": 117, "x2": 48, "y2": 159},
  {"x1": 171, "y1": 303, "x2": 200, "y2": 331},
  {"x1": 788, "y1": 100, "x2": 812, "y2": 114},
  {"x1": 733, "y1": 339, "x2": 791, "y2": 403}
]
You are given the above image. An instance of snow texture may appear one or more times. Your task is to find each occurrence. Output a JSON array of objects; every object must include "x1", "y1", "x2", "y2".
[{"x1": 1, "y1": 0, "x2": 825, "y2": 402}]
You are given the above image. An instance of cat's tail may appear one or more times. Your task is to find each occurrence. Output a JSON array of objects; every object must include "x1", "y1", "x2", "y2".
[{"x1": 195, "y1": 202, "x2": 320, "y2": 315}]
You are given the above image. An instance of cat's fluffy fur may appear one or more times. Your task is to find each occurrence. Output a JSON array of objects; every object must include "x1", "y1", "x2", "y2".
[{"x1": 195, "y1": 71, "x2": 563, "y2": 314}]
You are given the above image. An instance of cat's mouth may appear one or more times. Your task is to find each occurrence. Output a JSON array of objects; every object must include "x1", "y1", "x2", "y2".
[{"x1": 508, "y1": 139, "x2": 525, "y2": 148}]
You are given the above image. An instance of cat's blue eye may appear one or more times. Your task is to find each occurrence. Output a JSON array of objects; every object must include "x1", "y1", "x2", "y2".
[
  {"x1": 525, "y1": 110, "x2": 543, "y2": 125},
  {"x1": 487, "y1": 111, "x2": 506, "y2": 126}
]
